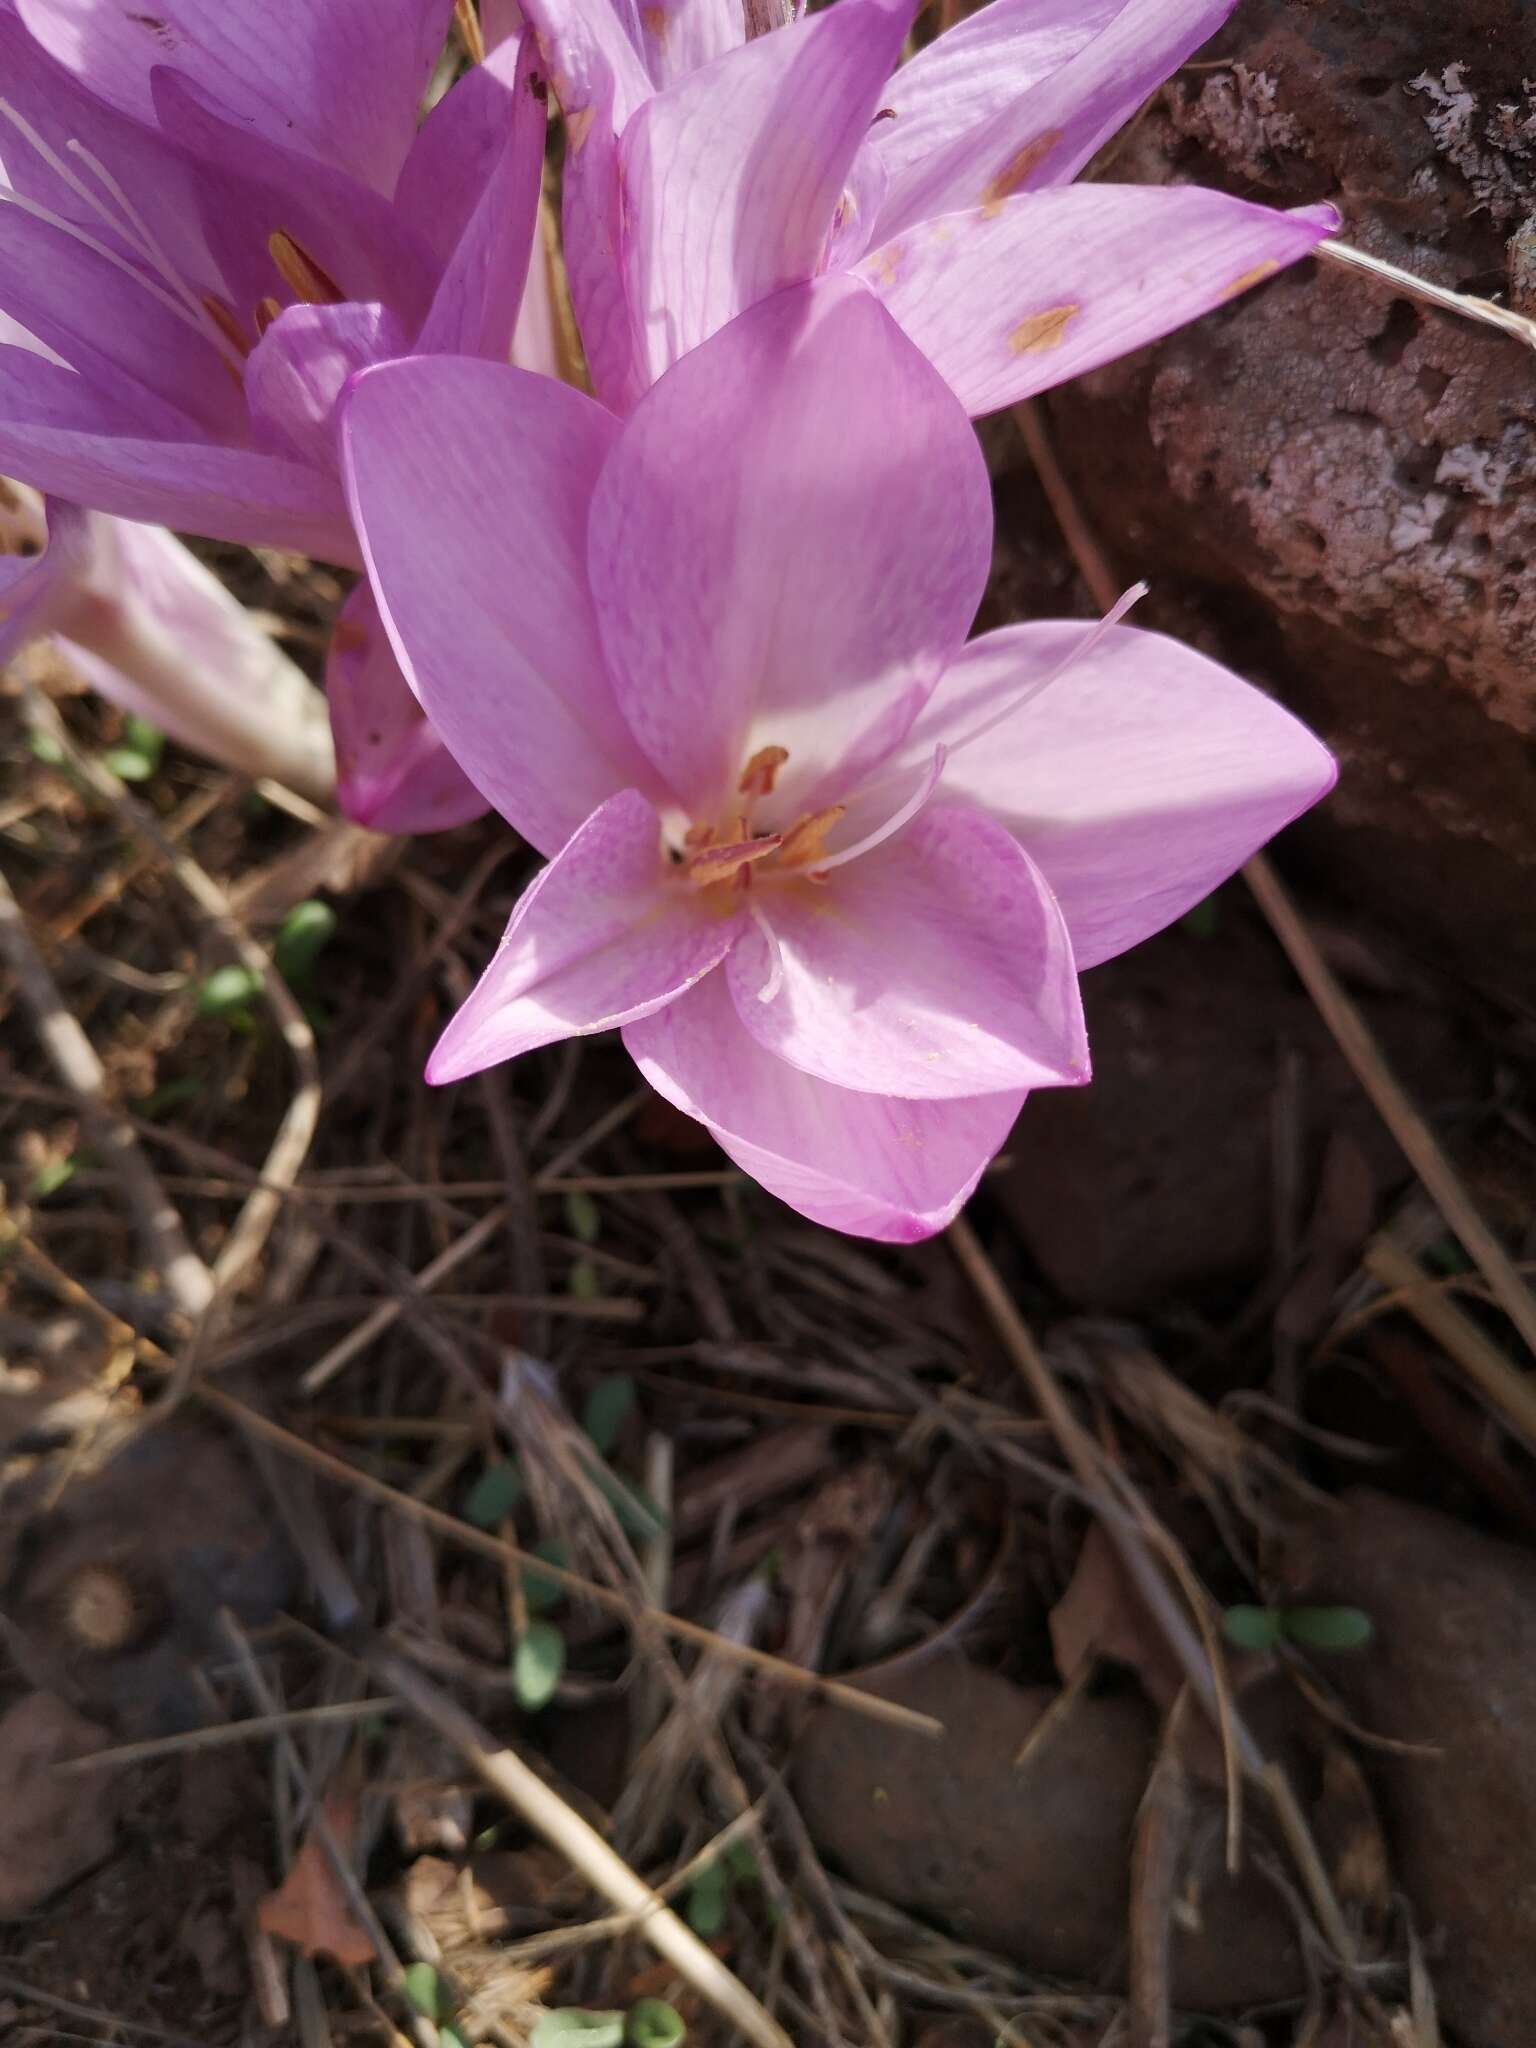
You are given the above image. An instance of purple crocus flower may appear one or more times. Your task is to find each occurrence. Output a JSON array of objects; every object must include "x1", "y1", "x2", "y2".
[
  {"x1": 341, "y1": 280, "x2": 1334, "y2": 1241},
  {"x1": 520, "y1": 0, "x2": 1337, "y2": 416},
  {"x1": 0, "y1": 0, "x2": 548, "y2": 828}
]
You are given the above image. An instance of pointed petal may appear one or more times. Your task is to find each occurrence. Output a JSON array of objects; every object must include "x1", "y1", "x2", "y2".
[
  {"x1": 328, "y1": 584, "x2": 488, "y2": 834},
  {"x1": 246, "y1": 301, "x2": 407, "y2": 474},
  {"x1": 870, "y1": 0, "x2": 1236, "y2": 240},
  {"x1": 404, "y1": 36, "x2": 547, "y2": 360},
  {"x1": 626, "y1": 969, "x2": 1022, "y2": 1240},
  {"x1": 725, "y1": 801, "x2": 1087, "y2": 1099},
  {"x1": 861, "y1": 187, "x2": 1337, "y2": 417},
  {"x1": 898, "y1": 622, "x2": 1337, "y2": 969},
  {"x1": 866, "y1": 0, "x2": 1120, "y2": 204},
  {"x1": 587, "y1": 277, "x2": 991, "y2": 823},
  {"x1": 429, "y1": 788, "x2": 738, "y2": 1080},
  {"x1": 619, "y1": 0, "x2": 913, "y2": 385},
  {"x1": 18, "y1": 0, "x2": 453, "y2": 194},
  {"x1": 340, "y1": 354, "x2": 669, "y2": 855},
  {"x1": 0, "y1": 343, "x2": 351, "y2": 555}
]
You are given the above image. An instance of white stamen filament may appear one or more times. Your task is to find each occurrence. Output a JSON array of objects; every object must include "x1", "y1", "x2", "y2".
[
  {"x1": 0, "y1": 99, "x2": 245, "y2": 370},
  {"x1": 811, "y1": 743, "x2": 948, "y2": 875},
  {"x1": 942, "y1": 581, "x2": 1147, "y2": 762},
  {"x1": 748, "y1": 901, "x2": 785, "y2": 1002}
]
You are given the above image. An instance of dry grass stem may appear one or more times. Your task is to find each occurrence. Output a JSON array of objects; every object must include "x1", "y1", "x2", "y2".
[
  {"x1": 1318, "y1": 237, "x2": 1536, "y2": 351},
  {"x1": 369, "y1": 1645, "x2": 796, "y2": 2048},
  {"x1": 1363, "y1": 1235, "x2": 1536, "y2": 1450},
  {"x1": 197, "y1": 1383, "x2": 945, "y2": 1736}
]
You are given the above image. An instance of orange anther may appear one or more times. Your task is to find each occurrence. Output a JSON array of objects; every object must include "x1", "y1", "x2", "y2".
[
  {"x1": 777, "y1": 805, "x2": 845, "y2": 868},
  {"x1": 738, "y1": 744, "x2": 789, "y2": 799},
  {"x1": 687, "y1": 834, "x2": 782, "y2": 888},
  {"x1": 268, "y1": 230, "x2": 345, "y2": 306}
]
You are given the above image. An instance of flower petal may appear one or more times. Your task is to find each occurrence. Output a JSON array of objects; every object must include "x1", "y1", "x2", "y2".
[
  {"x1": 403, "y1": 35, "x2": 547, "y2": 360},
  {"x1": 636, "y1": 0, "x2": 744, "y2": 89},
  {"x1": 246, "y1": 301, "x2": 407, "y2": 475},
  {"x1": 517, "y1": 0, "x2": 654, "y2": 403},
  {"x1": 865, "y1": 0, "x2": 1120, "y2": 211},
  {"x1": 0, "y1": 195, "x2": 246, "y2": 438},
  {"x1": 429, "y1": 788, "x2": 738, "y2": 1081},
  {"x1": 328, "y1": 584, "x2": 488, "y2": 834},
  {"x1": 897, "y1": 622, "x2": 1337, "y2": 969},
  {"x1": 870, "y1": 0, "x2": 1236, "y2": 240},
  {"x1": 626, "y1": 969, "x2": 1022, "y2": 1240},
  {"x1": 340, "y1": 353, "x2": 668, "y2": 855},
  {"x1": 17, "y1": 0, "x2": 452, "y2": 194},
  {"x1": 619, "y1": 0, "x2": 913, "y2": 385},
  {"x1": 0, "y1": 342, "x2": 351, "y2": 555},
  {"x1": 587, "y1": 277, "x2": 991, "y2": 823},
  {"x1": 725, "y1": 800, "x2": 1087, "y2": 1099},
  {"x1": 860, "y1": 186, "x2": 1337, "y2": 418}
]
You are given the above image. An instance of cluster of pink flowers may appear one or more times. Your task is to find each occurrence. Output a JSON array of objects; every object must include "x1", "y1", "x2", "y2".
[{"x1": 0, "y1": 0, "x2": 1336, "y2": 1240}]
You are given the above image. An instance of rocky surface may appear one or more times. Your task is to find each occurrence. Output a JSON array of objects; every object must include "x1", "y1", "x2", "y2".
[
  {"x1": 1279, "y1": 1488, "x2": 1536, "y2": 2047},
  {"x1": 1028, "y1": 0, "x2": 1536, "y2": 999},
  {"x1": 794, "y1": 1654, "x2": 1309, "y2": 2008}
]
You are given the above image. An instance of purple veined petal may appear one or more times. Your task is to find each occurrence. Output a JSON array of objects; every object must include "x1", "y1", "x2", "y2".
[
  {"x1": 412, "y1": 35, "x2": 547, "y2": 360},
  {"x1": 0, "y1": 342, "x2": 352, "y2": 555},
  {"x1": 619, "y1": 0, "x2": 913, "y2": 387},
  {"x1": 863, "y1": 0, "x2": 1121, "y2": 217},
  {"x1": 860, "y1": 187, "x2": 1338, "y2": 419},
  {"x1": 556, "y1": 67, "x2": 641, "y2": 409},
  {"x1": 328, "y1": 582, "x2": 489, "y2": 834},
  {"x1": 625, "y1": 968, "x2": 1025, "y2": 1240},
  {"x1": 0, "y1": 12, "x2": 222, "y2": 299},
  {"x1": 0, "y1": 191, "x2": 246, "y2": 438},
  {"x1": 894, "y1": 622, "x2": 1337, "y2": 970},
  {"x1": 341, "y1": 353, "x2": 671, "y2": 856},
  {"x1": 245, "y1": 300, "x2": 408, "y2": 476},
  {"x1": 17, "y1": 0, "x2": 454, "y2": 196},
  {"x1": 636, "y1": 0, "x2": 745, "y2": 90},
  {"x1": 870, "y1": 0, "x2": 1236, "y2": 243},
  {"x1": 823, "y1": 141, "x2": 889, "y2": 273},
  {"x1": 587, "y1": 276, "x2": 992, "y2": 826},
  {"x1": 511, "y1": 203, "x2": 563, "y2": 377},
  {"x1": 724, "y1": 800, "x2": 1089, "y2": 1100},
  {"x1": 149, "y1": 71, "x2": 438, "y2": 338},
  {"x1": 429, "y1": 788, "x2": 740, "y2": 1081}
]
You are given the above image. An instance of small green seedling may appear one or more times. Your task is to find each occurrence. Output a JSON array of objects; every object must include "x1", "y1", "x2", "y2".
[
  {"x1": 196, "y1": 962, "x2": 262, "y2": 1025},
  {"x1": 684, "y1": 1855, "x2": 731, "y2": 1938},
  {"x1": 529, "y1": 2010, "x2": 626, "y2": 2048},
  {"x1": 102, "y1": 713, "x2": 164, "y2": 784},
  {"x1": 274, "y1": 898, "x2": 337, "y2": 985},
  {"x1": 462, "y1": 1459, "x2": 524, "y2": 1529},
  {"x1": 626, "y1": 1999, "x2": 686, "y2": 2047},
  {"x1": 403, "y1": 1962, "x2": 447, "y2": 2024},
  {"x1": 565, "y1": 1189, "x2": 602, "y2": 1244},
  {"x1": 1221, "y1": 1603, "x2": 1373, "y2": 1653},
  {"x1": 582, "y1": 1374, "x2": 636, "y2": 1456},
  {"x1": 513, "y1": 1618, "x2": 566, "y2": 1711}
]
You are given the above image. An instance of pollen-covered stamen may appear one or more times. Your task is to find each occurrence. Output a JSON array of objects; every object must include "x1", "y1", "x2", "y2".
[
  {"x1": 686, "y1": 833, "x2": 782, "y2": 888},
  {"x1": 776, "y1": 804, "x2": 844, "y2": 869},
  {"x1": 738, "y1": 743, "x2": 788, "y2": 802},
  {"x1": 943, "y1": 582, "x2": 1148, "y2": 762},
  {"x1": 253, "y1": 295, "x2": 283, "y2": 336},
  {"x1": 268, "y1": 229, "x2": 345, "y2": 306}
]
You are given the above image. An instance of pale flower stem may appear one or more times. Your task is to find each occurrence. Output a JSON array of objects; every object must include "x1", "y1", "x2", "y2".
[
  {"x1": 1318, "y1": 238, "x2": 1536, "y2": 351},
  {"x1": 78, "y1": 581, "x2": 336, "y2": 803}
]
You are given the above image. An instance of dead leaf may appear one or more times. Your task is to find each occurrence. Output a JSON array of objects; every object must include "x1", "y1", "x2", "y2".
[
  {"x1": 1048, "y1": 1523, "x2": 1188, "y2": 1710},
  {"x1": 0, "y1": 1693, "x2": 118, "y2": 1918},
  {"x1": 256, "y1": 1787, "x2": 376, "y2": 1967}
]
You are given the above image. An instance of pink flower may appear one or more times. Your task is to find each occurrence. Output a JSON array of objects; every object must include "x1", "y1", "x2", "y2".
[
  {"x1": 0, "y1": 0, "x2": 554, "y2": 830},
  {"x1": 521, "y1": 0, "x2": 1338, "y2": 414},
  {"x1": 342, "y1": 280, "x2": 1334, "y2": 1240}
]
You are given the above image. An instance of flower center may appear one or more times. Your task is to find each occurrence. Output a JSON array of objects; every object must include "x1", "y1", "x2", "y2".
[{"x1": 677, "y1": 743, "x2": 845, "y2": 896}]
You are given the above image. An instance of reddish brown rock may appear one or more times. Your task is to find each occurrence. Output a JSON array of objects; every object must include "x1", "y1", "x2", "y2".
[
  {"x1": 793, "y1": 1654, "x2": 1308, "y2": 2008},
  {"x1": 0, "y1": 1693, "x2": 117, "y2": 1917},
  {"x1": 1279, "y1": 1489, "x2": 1536, "y2": 2046},
  {"x1": 1028, "y1": 0, "x2": 1536, "y2": 999}
]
